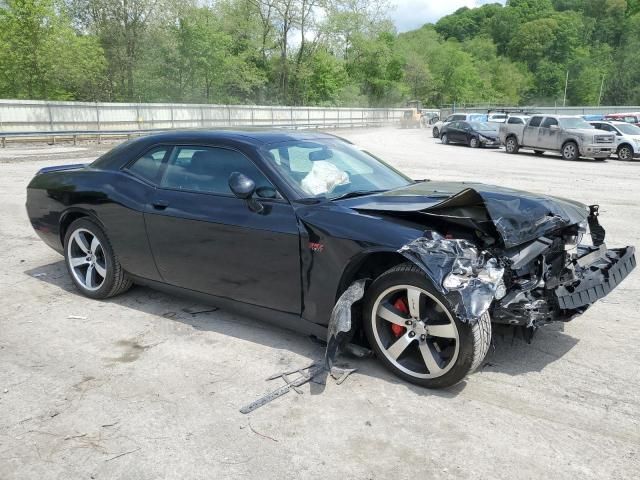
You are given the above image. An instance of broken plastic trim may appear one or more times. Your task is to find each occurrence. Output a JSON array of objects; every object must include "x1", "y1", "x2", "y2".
[
  {"x1": 324, "y1": 279, "x2": 367, "y2": 369},
  {"x1": 399, "y1": 232, "x2": 504, "y2": 322}
]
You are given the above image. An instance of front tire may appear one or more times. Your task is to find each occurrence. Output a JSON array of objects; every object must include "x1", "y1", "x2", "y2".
[
  {"x1": 64, "y1": 218, "x2": 132, "y2": 299},
  {"x1": 562, "y1": 141, "x2": 580, "y2": 161},
  {"x1": 441, "y1": 133, "x2": 449, "y2": 145},
  {"x1": 618, "y1": 145, "x2": 633, "y2": 160},
  {"x1": 363, "y1": 263, "x2": 491, "y2": 388},
  {"x1": 469, "y1": 137, "x2": 479, "y2": 148},
  {"x1": 432, "y1": 127, "x2": 439, "y2": 138},
  {"x1": 505, "y1": 136, "x2": 519, "y2": 154}
]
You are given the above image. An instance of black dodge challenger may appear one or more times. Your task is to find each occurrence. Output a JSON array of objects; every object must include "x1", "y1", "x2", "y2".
[{"x1": 26, "y1": 130, "x2": 635, "y2": 388}]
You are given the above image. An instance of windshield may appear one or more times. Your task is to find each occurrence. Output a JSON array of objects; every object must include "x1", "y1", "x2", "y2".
[
  {"x1": 470, "y1": 122, "x2": 498, "y2": 131},
  {"x1": 469, "y1": 114, "x2": 488, "y2": 121},
  {"x1": 617, "y1": 123, "x2": 640, "y2": 135},
  {"x1": 261, "y1": 139, "x2": 412, "y2": 199},
  {"x1": 558, "y1": 117, "x2": 594, "y2": 129}
]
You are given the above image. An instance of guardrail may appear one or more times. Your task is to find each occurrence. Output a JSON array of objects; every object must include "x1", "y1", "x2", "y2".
[
  {"x1": 0, "y1": 99, "x2": 407, "y2": 146},
  {"x1": 0, "y1": 120, "x2": 392, "y2": 147}
]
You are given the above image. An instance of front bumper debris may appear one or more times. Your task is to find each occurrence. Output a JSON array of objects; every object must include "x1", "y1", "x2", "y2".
[{"x1": 555, "y1": 246, "x2": 636, "y2": 310}]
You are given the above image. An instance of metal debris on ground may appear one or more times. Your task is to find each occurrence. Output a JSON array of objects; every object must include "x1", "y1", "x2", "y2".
[
  {"x1": 240, "y1": 280, "x2": 366, "y2": 414},
  {"x1": 182, "y1": 305, "x2": 219, "y2": 315},
  {"x1": 240, "y1": 364, "x2": 323, "y2": 414}
]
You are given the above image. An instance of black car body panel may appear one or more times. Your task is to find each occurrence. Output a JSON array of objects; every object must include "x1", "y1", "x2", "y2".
[
  {"x1": 26, "y1": 130, "x2": 635, "y2": 337},
  {"x1": 340, "y1": 180, "x2": 588, "y2": 247},
  {"x1": 441, "y1": 121, "x2": 500, "y2": 146}
]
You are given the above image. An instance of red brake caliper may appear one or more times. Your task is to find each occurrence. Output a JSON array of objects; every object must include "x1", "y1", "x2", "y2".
[{"x1": 391, "y1": 297, "x2": 408, "y2": 337}]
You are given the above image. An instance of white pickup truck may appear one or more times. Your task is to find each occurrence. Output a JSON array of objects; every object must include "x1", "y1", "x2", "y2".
[{"x1": 499, "y1": 114, "x2": 616, "y2": 160}]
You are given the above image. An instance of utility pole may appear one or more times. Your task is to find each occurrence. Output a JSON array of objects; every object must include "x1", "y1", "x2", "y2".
[
  {"x1": 563, "y1": 70, "x2": 569, "y2": 107},
  {"x1": 597, "y1": 74, "x2": 605, "y2": 107}
]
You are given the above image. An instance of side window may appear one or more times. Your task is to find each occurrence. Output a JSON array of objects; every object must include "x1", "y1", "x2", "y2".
[
  {"x1": 127, "y1": 146, "x2": 170, "y2": 184},
  {"x1": 528, "y1": 116, "x2": 543, "y2": 127},
  {"x1": 161, "y1": 146, "x2": 275, "y2": 197},
  {"x1": 445, "y1": 115, "x2": 455, "y2": 122},
  {"x1": 453, "y1": 115, "x2": 465, "y2": 121},
  {"x1": 540, "y1": 117, "x2": 558, "y2": 128}
]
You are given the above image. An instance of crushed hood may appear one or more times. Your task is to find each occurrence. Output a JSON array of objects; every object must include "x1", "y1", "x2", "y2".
[{"x1": 341, "y1": 181, "x2": 589, "y2": 247}]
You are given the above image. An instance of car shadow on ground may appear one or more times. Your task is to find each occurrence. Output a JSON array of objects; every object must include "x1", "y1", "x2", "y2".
[
  {"x1": 26, "y1": 260, "x2": 579, "y2": 399},
  {"x1": 493, "y1": 149, "x2": 615, "y2": 163}
]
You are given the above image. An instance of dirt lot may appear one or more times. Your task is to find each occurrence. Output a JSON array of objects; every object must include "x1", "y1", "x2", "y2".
[{"x1": 1, "y1": 129, "x2": 639, "y2": 479}]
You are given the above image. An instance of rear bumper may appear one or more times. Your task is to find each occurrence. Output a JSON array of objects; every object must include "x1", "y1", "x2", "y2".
[{"x1": 555, "y1": 246, "x2": 636, "y2": 310}]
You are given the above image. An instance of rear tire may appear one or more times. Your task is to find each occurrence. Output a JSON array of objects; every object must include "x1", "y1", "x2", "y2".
[
  {"x1": 363, "y1": 263, "x2": 491, "y2": 389},
  {"x1": 505, "y1": 136, "x2": 519, "y2": 154},
  {"x1": 63, "y1": 218, "x2": 132, "y2": 299},
  {"x1": 432, "y1": 127, "x2": 439, "y2": 138},
  {"x1": 441, "y1": 133, "x2": 449, "y2": 145}
]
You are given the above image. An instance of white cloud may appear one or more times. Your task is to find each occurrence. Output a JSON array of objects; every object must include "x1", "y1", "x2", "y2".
[{"x1": 390, "y1": 0, "x2": 507, "y2": 33}]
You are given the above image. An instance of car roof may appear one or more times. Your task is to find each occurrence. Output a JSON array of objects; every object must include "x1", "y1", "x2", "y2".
[
  {"x1": 591, "y1": 120, "x2": 625, "y2": 125},
  {"x1": 90, "y1": 129, "x2": 343, "y2": 170},
  {"x1": 129, "y1": 128, "x2": 338, "y2": 146}
]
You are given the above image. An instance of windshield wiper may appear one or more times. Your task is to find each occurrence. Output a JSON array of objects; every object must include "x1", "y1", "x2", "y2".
[{"x1": 330, "y1": 189, "x2": 386, "y2": 201}]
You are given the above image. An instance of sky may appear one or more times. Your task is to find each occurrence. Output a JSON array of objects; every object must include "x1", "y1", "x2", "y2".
[{"x1": 391, "y1": 0, "x2": 507, "y2": 32}]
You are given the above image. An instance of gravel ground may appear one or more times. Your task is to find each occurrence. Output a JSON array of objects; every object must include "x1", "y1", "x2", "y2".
[{"x1": 1, "y1": 129, "x2": 639, "y2": 479}]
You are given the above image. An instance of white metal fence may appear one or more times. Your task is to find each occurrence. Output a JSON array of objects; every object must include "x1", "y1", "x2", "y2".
[{"x1": 0, "y1": 99, "x2": 407, "y2": 133}]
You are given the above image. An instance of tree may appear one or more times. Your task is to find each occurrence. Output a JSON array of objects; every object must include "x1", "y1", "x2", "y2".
[
  {"x1": 66, "y1": 0, "x2": 168, "y2": 100},
  {"x1": 347, "y1": 31, "x2": 405, "y2": 105},
  {"x1": 0, "y1": 0, "x2": 105, "y2": 100}
]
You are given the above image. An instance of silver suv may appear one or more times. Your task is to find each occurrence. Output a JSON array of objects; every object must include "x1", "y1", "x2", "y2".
[{"x1": 589, "y1": 120, "x2": 640, "y2": 160}]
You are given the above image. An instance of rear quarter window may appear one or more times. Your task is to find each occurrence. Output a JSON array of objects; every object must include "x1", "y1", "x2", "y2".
[
  {"x1": 528, "y1": 116, "x2": 543, "y2": 127},
  {"x1": 126, "y1": 147, "x2": 170, "y2": 184}
]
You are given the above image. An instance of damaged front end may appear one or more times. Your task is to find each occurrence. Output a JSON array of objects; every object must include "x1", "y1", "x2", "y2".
[
  {"x1": 492, "y1": 209, "x2": 635, "y2": 327},
  {"x1": 396, "y1": 204, "x2": 635, "y2": 328}
]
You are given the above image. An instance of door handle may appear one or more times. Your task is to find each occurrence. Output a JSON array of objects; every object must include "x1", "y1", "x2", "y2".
[{"x1": 152, "y1": 200, "x2": 169, "y2": 210}]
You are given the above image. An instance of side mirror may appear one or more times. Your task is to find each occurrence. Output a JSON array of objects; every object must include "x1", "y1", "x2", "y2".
[
  {"x1": 550, "y1": 124, "x2": 559, "y2": 130},
  {"x1": 229, "y1": 172, "x2": 255, "y2": 199},
  {"x1": 229, "y1": 172, "x2": 264, "y2": 213}
]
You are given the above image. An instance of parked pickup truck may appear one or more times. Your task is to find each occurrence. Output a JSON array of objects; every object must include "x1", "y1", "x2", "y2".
[{"x1": 499, "y1": 114, "x2": 616, "y2": 160}]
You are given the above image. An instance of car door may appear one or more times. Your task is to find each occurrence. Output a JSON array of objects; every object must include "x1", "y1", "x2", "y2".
[
  {"x1": 448, "y1": 122, "x2": 462, "y2": 142},
  {"x1": 538, "y1": 116, "x2": 560, "y2": 150},
  {"x1": 523, "y1": 116, "x2": 543, "y2": 146},
  {"x1": 458, "y1": 121, "x2": 472, "y2": 143},
  {"x1": 143, "y1": 145, "x2": 301, "y2": 314}
]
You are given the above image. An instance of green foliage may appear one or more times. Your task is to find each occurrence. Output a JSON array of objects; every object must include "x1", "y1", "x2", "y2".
[
  {"x1": 0, "y1": 0, "x2": 639, "y2": 107},
  {"x1": 0, "y1": 0, "x2": 105, "y2": 100}
]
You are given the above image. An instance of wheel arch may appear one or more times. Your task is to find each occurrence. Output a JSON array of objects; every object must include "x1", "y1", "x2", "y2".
[
  {"x1": 335, "y1": 249, "x2": 408, "y2": 302},
  {"x1": 617, "y1": 142, "x2": 634, "y2": 153},
  {"x1": 333, "y1": 249, "x2": 409, "y2": 344},
  {"x1": 59, "y1": 208, "x2": 105, "y2": 247},
  {"x1": 561, "y1": 138, "x2": 579, "y2": 150}
]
